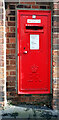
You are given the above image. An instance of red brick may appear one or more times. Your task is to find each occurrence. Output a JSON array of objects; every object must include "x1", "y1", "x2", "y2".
[
  {"x1": 6, "y1": 38, "x2": 9, "y2": 43},
  {"x1": 6, "y1": 44, "x2": 16, "y2": 48},
  {"x1": 7, "y1": 76, "x2": 16, "y2": 81},
  {"x1": 10, "y1": 71, "x2": 16, "y2": 75},
  {"x1": 32, "y1": 5, "x2": 39, "y2": 9},
  {"x1": 5, "y1": 27, "x2": 9, "y2": 32},
  {"x1": 6, "y1": 60, "x2": 9, "y2": 65},
  {"x1": 53, "y1": 61, "x2": 57, "y2": 67},
  {"x1": 6, "y1": 49, "x2": 10, "y2": 54},
  {"x1": 7, "y1": 65, "x2": 16, "y2": 70},
  {"x1": 46, "y1": 6, "x2": 51, "y2": 9},
  {"x1": 10, "y1": 49, "x2": 15, "y2": 54},
  {"x1": 8, "y1": 22, "x2": 15, "y2": 26},
  {"x1": 7, "y1": 92, "x2": 10, "y2": 96},
  {"x1": 6, "y1": 71, "x2": 9, "y2": 76},
  {"x1": 6, "y1": 49, "x2": 15, "y2": 54},
  {"x1": 10, "y1": 27, "x2": 15, "y2": 32},
  {"x1": 6, "y1": 33, "x2": 15, "y2": 37},
  {"x1": 9, "y1": 38, "x2": 16, "y2": 43},
  {"x1": 10, "y1": 60, "x2": 16, "y2": 65},
  {"x1": 7, "y1": 81, "x2": 15, "y2": 86},
  {"x1": 6, "y1": 55, "x2": 16, "y2": 59},
  {"x1": 20, "y1": 2, "x2": 35, "y2": 5}
]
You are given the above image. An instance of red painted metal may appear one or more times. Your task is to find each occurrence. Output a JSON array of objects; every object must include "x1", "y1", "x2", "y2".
[{"x1": 17, "y1": 10, "x2": 51, "y2": 94}]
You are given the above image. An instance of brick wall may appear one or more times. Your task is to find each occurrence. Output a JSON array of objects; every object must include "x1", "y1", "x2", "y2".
[
  {"x1": 0, "y1": 0, "x2": 6, "y2": 109},
  {"x1": 53, "y1": 2, "x2": 59, "y2": 110},
  {"x1": 5, "y1": 1, "x2": 59, "y2": 110}
]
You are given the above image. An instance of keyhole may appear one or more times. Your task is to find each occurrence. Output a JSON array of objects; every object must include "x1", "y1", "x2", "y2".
[{"x1": 24, "y1": 47, "x2": 25, "y2": 50}]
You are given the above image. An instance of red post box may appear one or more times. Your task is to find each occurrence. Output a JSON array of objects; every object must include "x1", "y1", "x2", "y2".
[{"x1": 17, "y1": 10, "x2": 51, "y2": 94}]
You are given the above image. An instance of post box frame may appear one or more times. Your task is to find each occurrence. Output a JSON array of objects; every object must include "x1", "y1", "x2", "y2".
[{"x1": 16, "y1": 8, "x2": 52, "y2": 94}]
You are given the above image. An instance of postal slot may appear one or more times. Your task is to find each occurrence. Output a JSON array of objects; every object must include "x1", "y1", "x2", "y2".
[{"x1": 26, "y1": 26, "x2": 43, "y2": 30}]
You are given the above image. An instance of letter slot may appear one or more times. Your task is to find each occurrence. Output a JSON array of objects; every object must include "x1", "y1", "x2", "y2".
[{"x1": 25, "y1": 25, "x2": 44, "y2": 33}]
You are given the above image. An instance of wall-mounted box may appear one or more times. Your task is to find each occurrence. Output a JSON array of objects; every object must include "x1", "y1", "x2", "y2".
[{"x1": 17, "y1": 10, "x2": 51, "y2": 94}]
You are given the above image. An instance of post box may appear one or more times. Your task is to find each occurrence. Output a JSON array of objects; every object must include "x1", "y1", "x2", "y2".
[{"x1": 17, "y1": 10, "x2": 51, "y2": 94}]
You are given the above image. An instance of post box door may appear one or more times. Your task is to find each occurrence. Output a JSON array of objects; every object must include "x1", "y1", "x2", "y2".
[{"x1": 17, "y1": 10, "x2": 51, "y2": 94}]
